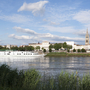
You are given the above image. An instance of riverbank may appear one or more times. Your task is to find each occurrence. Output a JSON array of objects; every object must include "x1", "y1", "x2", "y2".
[
  {"x1": 45, "y1": 52, "x2": 90, "y2": 57},
  {"x1": 1, "y1": 64, "x2": 90, "y2": 90}
]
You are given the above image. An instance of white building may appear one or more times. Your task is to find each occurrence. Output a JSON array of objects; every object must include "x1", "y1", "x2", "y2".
[
  {"x1": 6, "y1": 45, "x2": 17, "y2": 49},
  {"x1": 29, "y1": 41, "x2": 50, "y2": 50},
  {"x1": 66, "y1": 29, "x2": 90, "y2": 50},
  {"x1": 66, "y1": 41, "x2": 75, "y2": 49}
]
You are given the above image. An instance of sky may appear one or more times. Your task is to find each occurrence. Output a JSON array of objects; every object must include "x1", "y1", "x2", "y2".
[{"x1": 0, "y1": 0, "x2": 90, "y2": 46}]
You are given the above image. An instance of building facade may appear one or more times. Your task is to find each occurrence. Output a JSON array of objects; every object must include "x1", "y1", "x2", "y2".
[
  {"x1": 29, "y1": 41, "x2": 50, "y2": 50},
  {"x1": 66, "y1": 29, "x2": 90, "y2": 50}
]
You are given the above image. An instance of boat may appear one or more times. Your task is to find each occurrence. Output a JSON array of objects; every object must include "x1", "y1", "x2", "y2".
[{"x1": 0, "y1": 51, "x2": 45, "y2": 57}]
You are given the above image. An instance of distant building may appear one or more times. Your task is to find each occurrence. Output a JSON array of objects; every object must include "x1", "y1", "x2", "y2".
[
  {"x1": 6, "y1": 45, "x2": 17, "y2": 49},
  {"x1": 66, "y1": 41, "x2": 74, "y2": 49},
  {"x1": 29, "y1": 41, "x2": 50, "y2": 50},
  {"x1": 67, "y1": 29, "x2": 90, "y2": 51},
  {"x1": 19, "y1": 45, "x2": 28, "y2": 47}
]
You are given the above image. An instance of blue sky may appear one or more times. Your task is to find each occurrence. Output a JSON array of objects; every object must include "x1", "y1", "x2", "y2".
[{"x1": 0, "y1": 0, "x2": 90, "y2": 45}]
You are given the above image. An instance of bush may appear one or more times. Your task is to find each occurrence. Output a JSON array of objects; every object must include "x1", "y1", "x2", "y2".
[
  {"x1": 77, "y1": 49, "x2": 81, "y2": 52},
  {"x1": 67, "y1": 49, "x2": 70, "y2": 52},
  {"x1": 23, "y1": 69, "x2": 41, "y2": 90},
  {"x1": 73, "y1": 49, "x2": 76, "y2": 52},
  {"x1": 0, "y1": 64, "x2": 20, "y2": 87},
  {"x1": 0, "y1": 64, "x2": 41, "y2": 90},
  {"x1": 43, "y1": 49, "x2": 46, "y2": 53},
  {"x1": 49, "y1": 48, "x2": 52, "y2": 52},
  {"x1": 81, "y1": 48, "x2": 86, "y2": 52}
]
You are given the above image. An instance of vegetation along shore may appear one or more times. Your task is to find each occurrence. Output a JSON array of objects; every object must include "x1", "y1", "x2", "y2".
[
  {"x1": 1, "y1": 64, "x2": 90, "y2": 90},
  {"x1": 46, "y1": 52, "x2": 90, "y2": 57}
]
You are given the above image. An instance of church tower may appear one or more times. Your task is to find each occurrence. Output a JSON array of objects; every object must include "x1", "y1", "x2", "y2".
[{"x1": 85, "y1": 29, "x2": 89, "y2": 45}]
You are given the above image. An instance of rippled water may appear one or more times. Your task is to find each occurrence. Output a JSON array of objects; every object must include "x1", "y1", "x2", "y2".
[{"x1": 0, "y1": 56, "x2": 90, "y2": 76}]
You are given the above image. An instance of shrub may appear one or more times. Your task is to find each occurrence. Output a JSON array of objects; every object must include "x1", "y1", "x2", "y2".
[
  {"x1": 0, "y1": 64, "x2": 19, "y2": 87},
  {"x1": 49, "y1": 48, "x2": 52, "y2": 52},
  {"x1": 67, "y1": 49, "x2": 70, "y2": 52},
  {"x1": 43, "y1": 49, "x2": 46, "y2": 53},
  {"x1": 81, "y1": 48, "x2": 86, "y2": 52},
  {"x1": 73, "y1": 49, "x2": 76, "y2": 52},
  {"x1": 23, "y1": 69, "x2": 41, "y2": 90},
  {"x1": 77, "y1": 49, "x2": 81, "y2": 52}
]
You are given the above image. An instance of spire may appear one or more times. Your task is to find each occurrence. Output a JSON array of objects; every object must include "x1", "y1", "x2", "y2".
[
  {"x1": 87, "y1": 28, "x2": 88, "y2": 33},
  {"x1": 85, "y1": 28, "x2": 89, "y2": 45}
]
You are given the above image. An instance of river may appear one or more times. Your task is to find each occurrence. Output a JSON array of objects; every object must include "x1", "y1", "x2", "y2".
[{"x1": 0, "y1": 56, "x2": 90, "y2": 76}]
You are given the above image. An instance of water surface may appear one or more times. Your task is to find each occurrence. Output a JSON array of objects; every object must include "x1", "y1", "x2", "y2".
[{"x1": 0, "y1": 56, "x2": 90, "y2": 76}]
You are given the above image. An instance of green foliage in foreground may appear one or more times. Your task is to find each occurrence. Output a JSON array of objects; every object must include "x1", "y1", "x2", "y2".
[
  {"x1": 46, "y1": 52, "x2": 90, "y2": 57},
  {"x1": 1, "y1": 64, "x2": 90, "y2": 90}
]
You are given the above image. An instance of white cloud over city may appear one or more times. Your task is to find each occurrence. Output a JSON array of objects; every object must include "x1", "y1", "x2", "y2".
[
  {"x1": 73, "y1": 10, "x2": 90, "y2": 24},
  {"x1": 41, "y1": 25, "x2": 76, "y2": 33},
  {"x1": 9, "y1": 27, "x2": 85, "y2": 44}
]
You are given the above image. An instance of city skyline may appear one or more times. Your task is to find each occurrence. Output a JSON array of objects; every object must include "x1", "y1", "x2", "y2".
[{"x1": 0, "y1": 0, "x2": 90, "y2": 45}]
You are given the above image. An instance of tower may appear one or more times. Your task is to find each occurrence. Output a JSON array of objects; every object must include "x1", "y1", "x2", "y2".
[{"x1": 85, "y1": 29, "x2": 89, "y2": 45}]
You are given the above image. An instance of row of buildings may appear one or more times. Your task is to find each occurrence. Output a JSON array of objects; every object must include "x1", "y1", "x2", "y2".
[
  {"x1": 67, "y1": 29, "x2": 90, "y2": 50},
  {"x1": 2, "y1": 41, "x2": 50, "y2": 50},
  {"x1": 1, "y1": 29, "x2": 90, "y2": 51}
]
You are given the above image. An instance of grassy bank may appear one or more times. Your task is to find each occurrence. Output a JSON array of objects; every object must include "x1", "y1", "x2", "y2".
[
  {"x1": 45, "y1": 52, "x2": 90, "y2": 57},
  {"x1": 0, "y1": 64, "x2": 90, "y2": 90}
]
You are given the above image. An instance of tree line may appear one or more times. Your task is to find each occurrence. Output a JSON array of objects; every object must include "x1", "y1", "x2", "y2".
[
  {"x1": 49, "y1": 42, "x2": 72, "y2": 52},
  {"x1": 72, "y1": 48, "x2": 86, "y2": 52},
  {"x1": 0, "y1": 45, "x2": 40, "y2": 51}
]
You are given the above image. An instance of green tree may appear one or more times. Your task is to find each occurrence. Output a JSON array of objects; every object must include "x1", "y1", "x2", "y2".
[
  {"x1": 49, "y1": 48, "x2": 52, "y2": 52},
  {"x1": 67, "y1": 49, "x2": 70, "y2": 52},
  {"x1": 25, "y1": 46, "x2": 34, "y2": 51},
  {"x1": 67, "y1": 45, "x2": 72, "y2": 49},
  {"x1": 36, "y1": 46, "x2": 40, "y2": 50},
  {"x1": 43, "y1": 49, "x2": 46, "y2": 53},
  {"x1": 18, "y1": 47, "x2": 25, "y2": 51},
  {"x1": 42, "y1": 47, "x2": 44, "y2": 50},
  {"x1": 0, "y1": 46, "x2": 3, "y2": 49},
  {"x1": 73, "y1": 49, "x2": 76, "y2": 52},
  {"x1": 11, "y1": 46, "x2": 18, "y2": 50},
  {"x1": 54, "y1": 43, "x2": 61, "y2": 50},
  {"x1": 77, "y1": 49, "x2": 81, "y2": 52},
  {"x1": 63, "y1": 42, "x2": 67, "y2": 48},
  {"x1": 63, "y1": 42, "x2": 72, "y2": 50},
  {"x1": 49, "y1": 44, "x2": 54, "y2": 49},
  {"x1": 81, "y1": 48, "x2": 86, "y2": 52}
]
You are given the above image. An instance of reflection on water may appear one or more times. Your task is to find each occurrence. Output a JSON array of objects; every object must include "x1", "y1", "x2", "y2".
[{"x1": 0, "y1": 56, "x2": 90, "y2": 76}]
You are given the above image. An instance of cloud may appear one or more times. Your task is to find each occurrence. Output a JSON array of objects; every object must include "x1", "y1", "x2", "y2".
[
  {"x1": 9, "y1": 34, "x2": 41, "y2": 42},
  {"x1": 43, "y1": 19, "x2": 60, "y2": 25},
  {"x1": 0, "y1": 14, "x2": 31, "y2": 23},
  {"x1": 50, "y1": 21, "x2": 60, "y2": 25},
  {"x1": 9, "y1": 27, "x2": 85, "y2": 44},
  {"x1": 9, "y1": 34, "x2": 31, "y2": 40},
  {"x1": 73, "y1": 10, "x2": 90, "y2": 24},
  {"x1": 41, "y1": 25, "x2": 76, "y2": 33},
  {"x1": 9, "y1": 33, "x2": 84, "y2": 44},
  {"x1": 74, "y1": 29, "x2": 90, "y2": 37},
  {"x1": 18, "y1": 1, "x2": 48, "y2": 15},
  {"x1": 13, "y1": 27, "x2": 37, "y2": 35}
]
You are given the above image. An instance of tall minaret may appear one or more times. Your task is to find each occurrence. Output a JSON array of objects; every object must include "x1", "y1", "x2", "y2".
[{"x1": 85, "y1": 29, "x2": 89, "y2": 45}]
